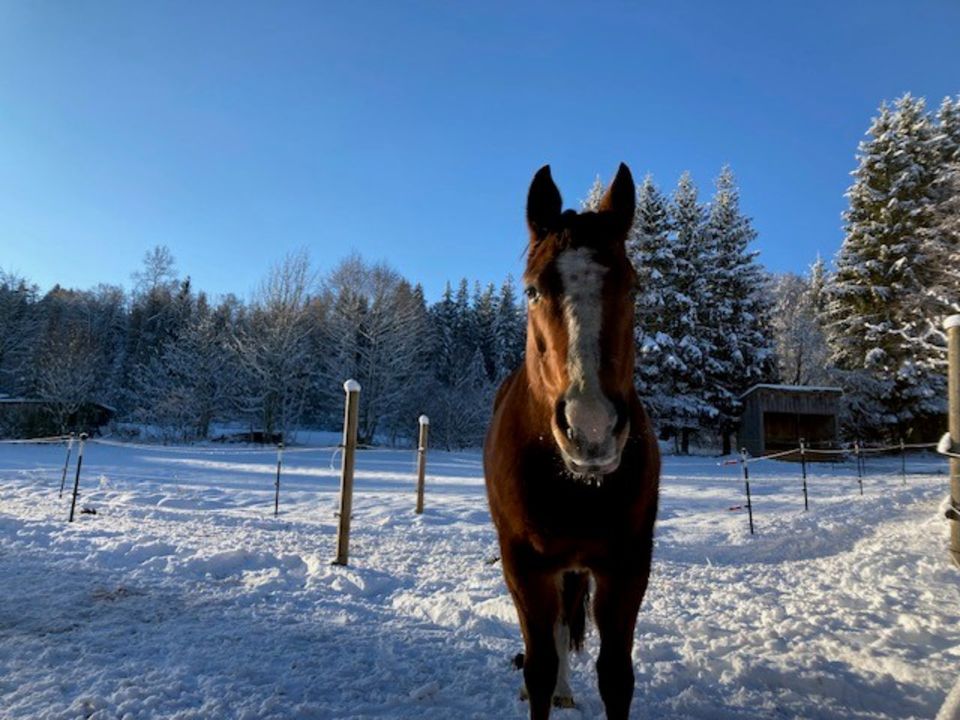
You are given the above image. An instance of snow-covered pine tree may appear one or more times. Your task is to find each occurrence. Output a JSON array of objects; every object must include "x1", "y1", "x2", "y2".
[
  {"x1": 581, "y1": 176, "x2": 606, "y2": 212},
  {"x1": 808, "y1": 254, "x2": 828, "y2": 316},
  {"x1": 937, "y1": 95, "x2": 960, "y2": 166},
  {"x1": 0, "y1": 271, "x2": 40, "y2": 399},
  {"x1": 664, "y1": 172, "x2": 716, "y2": 453},
  {"x1": 493, "y1": 276, "x2": 525, "y2": 381},
  {"x1": 628, "y1": 174, "x2": 678, "y2": 432},
  {"x1": 473, "y1": 282, "x2": 498, "y2": 381},
  {"x1": 930, "y1": 96, "x2": 960, "y2": 315},
  {"x1": 825, "y1": 95, "x2": 945, "y2": 439},
  {"x1": 702, "y1": 166, "x2": 775, "y2": 453}
]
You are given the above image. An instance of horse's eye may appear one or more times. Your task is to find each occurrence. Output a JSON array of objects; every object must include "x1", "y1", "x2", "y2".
[{"x1": 525, "y1": 285, "x2": 540, "y2": 302}]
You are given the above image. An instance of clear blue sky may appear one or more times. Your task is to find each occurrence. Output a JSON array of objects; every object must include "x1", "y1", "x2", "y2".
[{"x1": 1, "y1": 1, "x2": 958, "y2": 301}]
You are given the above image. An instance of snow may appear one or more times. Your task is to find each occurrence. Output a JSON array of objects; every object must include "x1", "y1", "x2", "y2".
[{"x1": 2, "y1": 440, "x2": 959, "y2": 719}]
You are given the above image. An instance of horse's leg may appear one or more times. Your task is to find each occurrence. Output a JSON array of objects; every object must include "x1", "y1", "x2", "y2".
[
  {"x1": 553, "y1": 570, "x2": 589, "y2": 708},
  {"x1": 506, "y1": 564, "x2": 561, "y2": 720},
  {"x1": 592, "y1": 570, "x2": 648, "y2": 720}
]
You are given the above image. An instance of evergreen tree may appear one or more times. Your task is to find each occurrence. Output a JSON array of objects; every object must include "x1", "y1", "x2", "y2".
[
  {"x1": 664, "y1": 172, "x2": 716, "y2": 452},
  {"x1": 628, "y1": 175, "x2": 678, "y2": 430},
  {"x1": 936, "y1": 95, "x2": 960, "y2": 166},
  {"x1": 825, "y1": 95, "x2": 945, "y2": 438},
  {"x1": 702, "y1": 166, "x2": 775, "y2": 453},
  {"x1": 473, "y1": 282, "x2": 498, "y2": 381},
  {"x1": 581, "y1": 176, "x2": 606, "y2": 212},
  {"x1": 493, "y1": 276, "x2": 525, "y2": 380}
]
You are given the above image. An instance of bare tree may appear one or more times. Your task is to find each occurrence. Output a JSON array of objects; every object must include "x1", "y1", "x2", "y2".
[
  {"x1": 771, "y1": 271, "x2": 831, "y2": 386},
  {"x1": 132, "y1": 245, "x2": 178, "y2": 296},
  {"x1": 36, "y1": 332, "x2": 99, "y2": 432},
  {"x1": 318, "y1": 254, "x2": 431, "y2": 444},
  {"x1": 233, "y1": 250, "x2": 318, "y2": 439}
]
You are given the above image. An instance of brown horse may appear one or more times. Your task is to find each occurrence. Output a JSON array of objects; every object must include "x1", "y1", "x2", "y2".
[{"x1": 484, "y1": 164, "x2": 660, "y2": 720}]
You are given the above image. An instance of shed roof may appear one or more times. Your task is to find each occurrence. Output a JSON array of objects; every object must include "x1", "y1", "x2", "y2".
[{"x1": 740, "y1": 384, "x2": 843, "y2": 400}]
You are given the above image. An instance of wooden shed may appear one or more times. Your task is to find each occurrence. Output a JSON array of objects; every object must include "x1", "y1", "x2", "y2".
[
  {"x1": 0, "y1": 396, "x2": 115, "y2": 438},
  {"x1": 736, "y1": 384, "x2": 843, "y2": 457}
]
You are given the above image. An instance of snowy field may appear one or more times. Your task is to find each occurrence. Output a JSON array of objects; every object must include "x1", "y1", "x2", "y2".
[{"x1": 1, "y1": 439, "x2": 959, "y2": 719}]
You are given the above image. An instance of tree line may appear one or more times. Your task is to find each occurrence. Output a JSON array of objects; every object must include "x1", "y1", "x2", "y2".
[{"x1": 1, "y1": 92, "x2": 956, "y2": 449}]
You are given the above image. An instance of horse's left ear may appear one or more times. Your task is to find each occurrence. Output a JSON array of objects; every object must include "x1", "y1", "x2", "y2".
[{"x1": 599, "y1": 163, "x2": 635, "y2": 236}]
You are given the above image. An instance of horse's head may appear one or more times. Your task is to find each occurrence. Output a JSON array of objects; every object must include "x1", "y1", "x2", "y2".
[{"x1": 523, "y1": 163, "x2": 637, "y2": 478}]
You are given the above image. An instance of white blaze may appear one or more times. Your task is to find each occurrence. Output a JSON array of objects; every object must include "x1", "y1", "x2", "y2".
[{"x1": 556, "y1": 247, "x2": 605, "y2": 395}]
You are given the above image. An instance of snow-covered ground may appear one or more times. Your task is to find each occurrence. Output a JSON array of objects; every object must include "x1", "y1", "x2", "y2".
[{"x1": 1, "y1": 439, "x2": 958, "y2": 719}]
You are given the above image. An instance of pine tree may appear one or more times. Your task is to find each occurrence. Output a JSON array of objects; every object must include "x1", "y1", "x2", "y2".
[
  {"x1": 473, "y1": 282, "x2": 498, "y2": 381},
  {"x1": 937, "y1": 95, "x2": 960, "y2": 166},
  {"x1": 825, "y1": 95, "x2": 945, "y2": 438},
  {"x1": 628, "y1": 175, "x2": 677, "y2": 430},
  {"x1": 493, "y1": 276, "x2": 525, "y2": 380},
  {"x1": 664, "y1": 172, "x2": 716, "y2": 452},
  {"x1": 581, "y1": 176, "x2": 606, "y2": 212},
  {"x1": 702, "y1": 166, "x2": 775, "y2": 453}
]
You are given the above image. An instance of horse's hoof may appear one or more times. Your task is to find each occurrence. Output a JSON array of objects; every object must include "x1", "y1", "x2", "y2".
[{"x1": 553, "y1": 695, "x2": 576, "y2": 709}]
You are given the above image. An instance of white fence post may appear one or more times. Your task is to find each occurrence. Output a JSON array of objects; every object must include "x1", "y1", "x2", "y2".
[
  {"x1": 415, "y1": 415, "x2": 429, "y2": 514},
  {"x1": 59, "y1": 432, "x2": 75, "y2": 499},
  {"x1": 68, "y1": 433, "x2": 87, "y2": 523},
  {"x1": 945, "y1": 315, "x2": 960, "y2": 567}
]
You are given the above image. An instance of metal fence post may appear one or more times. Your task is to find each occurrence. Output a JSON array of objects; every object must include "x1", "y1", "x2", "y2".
[
  {"x1": 855, "y1": 440, "x2": 864, "y2": 496},
  {"x1": 900, "y1": 438, "x2": 906, "y2": 485},
  {"x1": 945, "y1": 314, "x2": 960, "y2": 566},
  {"x1": 334, "y1": 380, "x2": 361, "y2": 566},
  {"x1": 59, "y1": 432, "x2": 75, "y2": 499},
  {"x1": 274, "y1": 442, "x2": 284, "y2": 517},
  {"x1": 740, "y1": 448, "x2": 754, "y2": 536},
  {"x1": 800, "y1": 438, "x2": 809, "y2": 511},
  {"x1": 415, "y1": 415, "x2": 429, "y2": 514},
  {"x1": 68, "y1": 433, "x2": 87, "y2": 523}
]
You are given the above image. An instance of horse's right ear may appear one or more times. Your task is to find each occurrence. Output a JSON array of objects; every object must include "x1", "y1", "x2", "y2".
[{"x1": 527, "y1": 165, "x2": 562, "y2": 241}]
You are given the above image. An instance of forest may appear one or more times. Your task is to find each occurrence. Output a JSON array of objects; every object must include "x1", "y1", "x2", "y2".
[{"x1": 1, "y1": 93, "x2": 957, "y2": 450}]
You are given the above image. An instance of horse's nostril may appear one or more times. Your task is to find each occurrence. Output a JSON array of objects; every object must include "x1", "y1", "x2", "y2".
[{"x1": 555, "y1": 400, "x2": 570, "y2": 434}]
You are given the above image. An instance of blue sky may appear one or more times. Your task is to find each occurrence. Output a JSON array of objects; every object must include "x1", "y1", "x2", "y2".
[{"x1": 1, "y1": 1, "x2": 958, "y2": 301}]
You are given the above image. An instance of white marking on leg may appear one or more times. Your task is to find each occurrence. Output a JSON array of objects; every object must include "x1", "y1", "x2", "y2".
[{"x1": 553, "y1": 621, "x2": 574, "y2": 706}]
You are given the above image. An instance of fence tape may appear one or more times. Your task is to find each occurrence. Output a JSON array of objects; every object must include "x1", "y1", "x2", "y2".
[
  {"x1": 89, "y1": 437, "x2": 340, "y2": 456},
  {"x1": 0, "y1": 434, "x2": 70, "y2": 445}
]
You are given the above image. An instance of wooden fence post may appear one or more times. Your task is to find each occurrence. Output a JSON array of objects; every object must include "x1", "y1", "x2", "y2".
[
  {"x1": 333, "y1": 380, "x2": 361, "y2": 566},
  {"x1": 59, "y1": 432, "x2": 74, "y2": 499},
  {"x1": 68, "y1": 433, "x2": 87, "y2": 523},
  {"x1": 273, "y1": 442, "x2": 284, "y2": 517},
  {"x1": 945, "y1": 314, "x2": 960, "y2": 566},
  {"x1": 415, "y1": 415, "x2": 429, "y2": 514}
]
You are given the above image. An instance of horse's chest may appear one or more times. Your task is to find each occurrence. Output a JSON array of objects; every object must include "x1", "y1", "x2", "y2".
[{"x1": 522, "y1": 484, "x2": 628, "y2": 546}]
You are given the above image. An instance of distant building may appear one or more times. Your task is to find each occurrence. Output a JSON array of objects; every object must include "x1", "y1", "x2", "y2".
[{"x1": 737, "y1": 384, "x2": 843, "y2": 458}]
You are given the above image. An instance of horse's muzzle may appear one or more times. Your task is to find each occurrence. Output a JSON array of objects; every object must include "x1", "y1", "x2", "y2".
[{"x1": 553, "y1": 395, "x2": 628, "y2": 476}]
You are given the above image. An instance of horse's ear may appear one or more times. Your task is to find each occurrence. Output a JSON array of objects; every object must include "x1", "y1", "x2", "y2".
[
  {"x1": 599, "y1": 163, "x2": 635, "y2": 236},
  {"x1": 527, "y1": 165, "x2": 562, "y2": 241}
]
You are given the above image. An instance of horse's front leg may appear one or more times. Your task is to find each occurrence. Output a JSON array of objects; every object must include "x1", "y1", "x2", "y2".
[
  {"x1": 504, "y1": 558, "x2": 561, "y2": 720},
  {"x1": 592, "y1": 569, "x2": 649, "y2": 720}
]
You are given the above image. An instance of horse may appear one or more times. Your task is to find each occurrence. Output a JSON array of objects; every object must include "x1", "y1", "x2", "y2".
[{"x1": 483, "y1": 163, "x2": 660, "y2": 720}]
